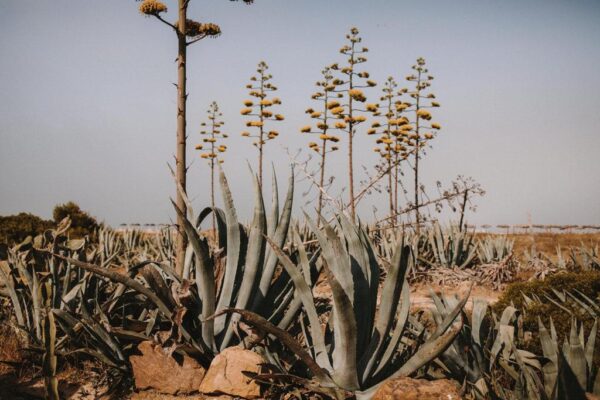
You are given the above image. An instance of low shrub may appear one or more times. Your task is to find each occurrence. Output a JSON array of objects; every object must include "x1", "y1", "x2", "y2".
[
  {"x1": 494, "y1": 271, "x2": 600, "y2": 367},
  {"x1": 0, "y1": 213, "x2": 53, "y2": 244},
  {"x1": 53, "y1": 201, "x2": 100, "y2": 239}
]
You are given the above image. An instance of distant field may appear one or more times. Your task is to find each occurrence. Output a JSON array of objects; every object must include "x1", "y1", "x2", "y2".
[{"x1": 476, "y1": 232, "x2": 600, "y2": 262}]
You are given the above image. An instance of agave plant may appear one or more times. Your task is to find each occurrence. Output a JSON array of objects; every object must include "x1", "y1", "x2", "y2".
[
  {"x1": 478, "y1": 235, "x2": 514, "y2": 264},
  {"x1": 38, "y1": 168, "x2": 301, "y2": 369},
  {"x1": 231, "y1": 213, "x2": 469, "y2": 397},
  {"x1": 421, "y1": 222, "x2": 477, "y2": 269},
  {"x1": 538, "y1": 317, "x2": 599, "y2": 396},
  {"x1": 433, "y1": 297, "x2": 547, "y2": 400},
  {"x1": 435, "y1": 292, "x2": 599, "y2": 400},
  {"x1": 0, "y1": 218, "x2": 133, "y2": 392}
]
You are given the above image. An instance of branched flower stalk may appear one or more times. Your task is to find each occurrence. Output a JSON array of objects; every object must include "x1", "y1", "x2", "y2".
[
  {"x1": 137, "y1": 0, "x2": 251, "y2": 274},
  {"x1": 241, "y1": 61, "x2": 284, "y2": 187},
  {"x1": 300, "y1": 67, "x2": 341, "y2": 224},
  {"x1": 196, "y1": 101, "x2": 227, "y2": 234},
  {"x1": 330, "y1": 27, "x2": 377, "y2": 221},
  {"x1": 404, "y1": 57, "x2": 441, "y2": 233},
  {"x1": 369, "y1": 76, "x2": 413, "y2": 226}
]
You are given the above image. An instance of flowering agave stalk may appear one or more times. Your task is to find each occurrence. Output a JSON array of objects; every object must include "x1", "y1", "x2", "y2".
[
  {"x1": 403, "y1": 57, "x2": 441, "y2": 232},
  {"x1": 196, "y1": 101, "x2": 227, "y2": 234},
  {"x1": 300, "y1": 66, "x2": 342, "y2": 223},
  {"x1": 329, "y1": 27, "x2": 377, "y2": 221},
  {"x1": 368, "y1": 76, "x2": 412, "y2": 226},
  {"x1": 241, "y1": 61, "x2": 285, "y2": 187},
  {"x1": 137, "y1": 0, "x2": 251, "y2": 274}
]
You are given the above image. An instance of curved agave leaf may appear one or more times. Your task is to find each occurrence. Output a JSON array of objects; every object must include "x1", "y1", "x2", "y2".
[
  {"x1": 276, "y1": 226, "x2": 322, "y2": 331},
  {"x1": 172, "y1": 201, "x2": 216, "y2": 350},
  {"x1": 553, "y1": 350, "x2": 587, "y2": 400},
  {"x1": 214, "y1": 166, "x2": 243, "y2": 334},
  {"x1": 490, "y1": 306, "x2": 518, "y2": 366},
  {"x1": 43, "y1": 309, "x2": 59, "y2": 400},
  {"x1": 268, "y1": 164, "x2": 279, "y2": 238},
  {"x1": 538, "y1": 317, "x2": 558, "y2": 397},
  {"x1": 393, "y1": 312, "x2": 463, "y2": 378},
  {"x1": 221, "y1": 172, "x2": 267, "y2": 350},
  {"x1": 0, "y1": 263, "x2": 25, "y2": 326},
  {"x1": 50, "y1": 252, "x2": 171, "y2": 316},
  {"x1": 585, "y1": 319, "x2": 597, "y2": 375},
  {"x1": 265, "y1": 235, "x2": 332, "y2": 372},
  {"x1": 324, "y1": 255, "x2": 358, "y2": 389},
  {"x1": 254, "y1": 168, "x2": 294, "y2": 314},
  {"x1": 568, "y1": 319, "x2": 587, "y2": 389},
  {"x1": 371, "y1": 281, "x2": 410, "y2": 379},
  {"x1": 360, "y1": 239, "x2": 410, "y2": 382},
  {"x1": 338, "y1": 213, "x2": 379, "y2": 357},
  {"x1": 304, "y1": 213, "x2": 358, "y2": 390},
  {"x1": 472, "y1": 297, "x2": 488, "y2": 346}
]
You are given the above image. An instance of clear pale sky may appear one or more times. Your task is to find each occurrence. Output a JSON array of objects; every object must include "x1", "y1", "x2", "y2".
[{"x1": 1, "y1": 0, "x2": 599, "y2": 226}]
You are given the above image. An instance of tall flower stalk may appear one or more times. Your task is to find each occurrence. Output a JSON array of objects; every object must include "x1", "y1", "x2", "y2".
[
  {"x1": 137, "y1": 0, "x2": 251, "y2": 274},
  {"x1": 300, "y1": 67, "x2": 341, "y2": 223},
  {"x1": 404, "y1": 57, "x2": 441, "y2": 232},
  {"x1": 369, "y1": 76, "x2": 412, "y2": 225},
  {"x1": 196, "y1": 101, "x2": 227, "y2": 234},
  {"x1": 240, "y1": 61, "x2": 284, "y2": 187},
  {"x1": 330, "y1": 27, "x2": 376, "y2": 220}
]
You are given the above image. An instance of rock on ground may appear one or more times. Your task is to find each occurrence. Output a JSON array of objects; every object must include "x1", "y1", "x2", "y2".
[
  {"x1": 372, "y1": 376, "x2": 462, "y2": 400},
  {"x1": 130, "y1": 341, "x2": 205, "y2": 395},
  {"x1": 198, "y1": 347, "x2": 263, "y2": 399}
]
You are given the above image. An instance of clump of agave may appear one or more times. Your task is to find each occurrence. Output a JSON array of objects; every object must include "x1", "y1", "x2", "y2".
[
  {"x1": 433, "y1": 293, "x2": 599, "y2": 399},
  {"x1": 224, "y1": 213, "x2": 468, "y2": 397}
]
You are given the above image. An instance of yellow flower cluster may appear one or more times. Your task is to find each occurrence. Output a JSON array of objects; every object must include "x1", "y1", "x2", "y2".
[
  {"x1": 319, "y1": 134, "x2": 340, "y2": 142},
  {"x1": 366, "y1": 103, "x2": 378, "y2": 112},
  {"x1": 349, "y1": 89, "x2": 366, "y2": 102},
  {"x1": 330, "y1": 106, "x2": 344, "y2": 115},
  {"x1": 327, "y1": 101, "x2": 340, "y2": 110},
  {"x1": 139, "y1": 0, "x2": 167, "y2": 15},
  {"x1": 417, "y1": 109, "x2": 432, "y2": 120}
]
